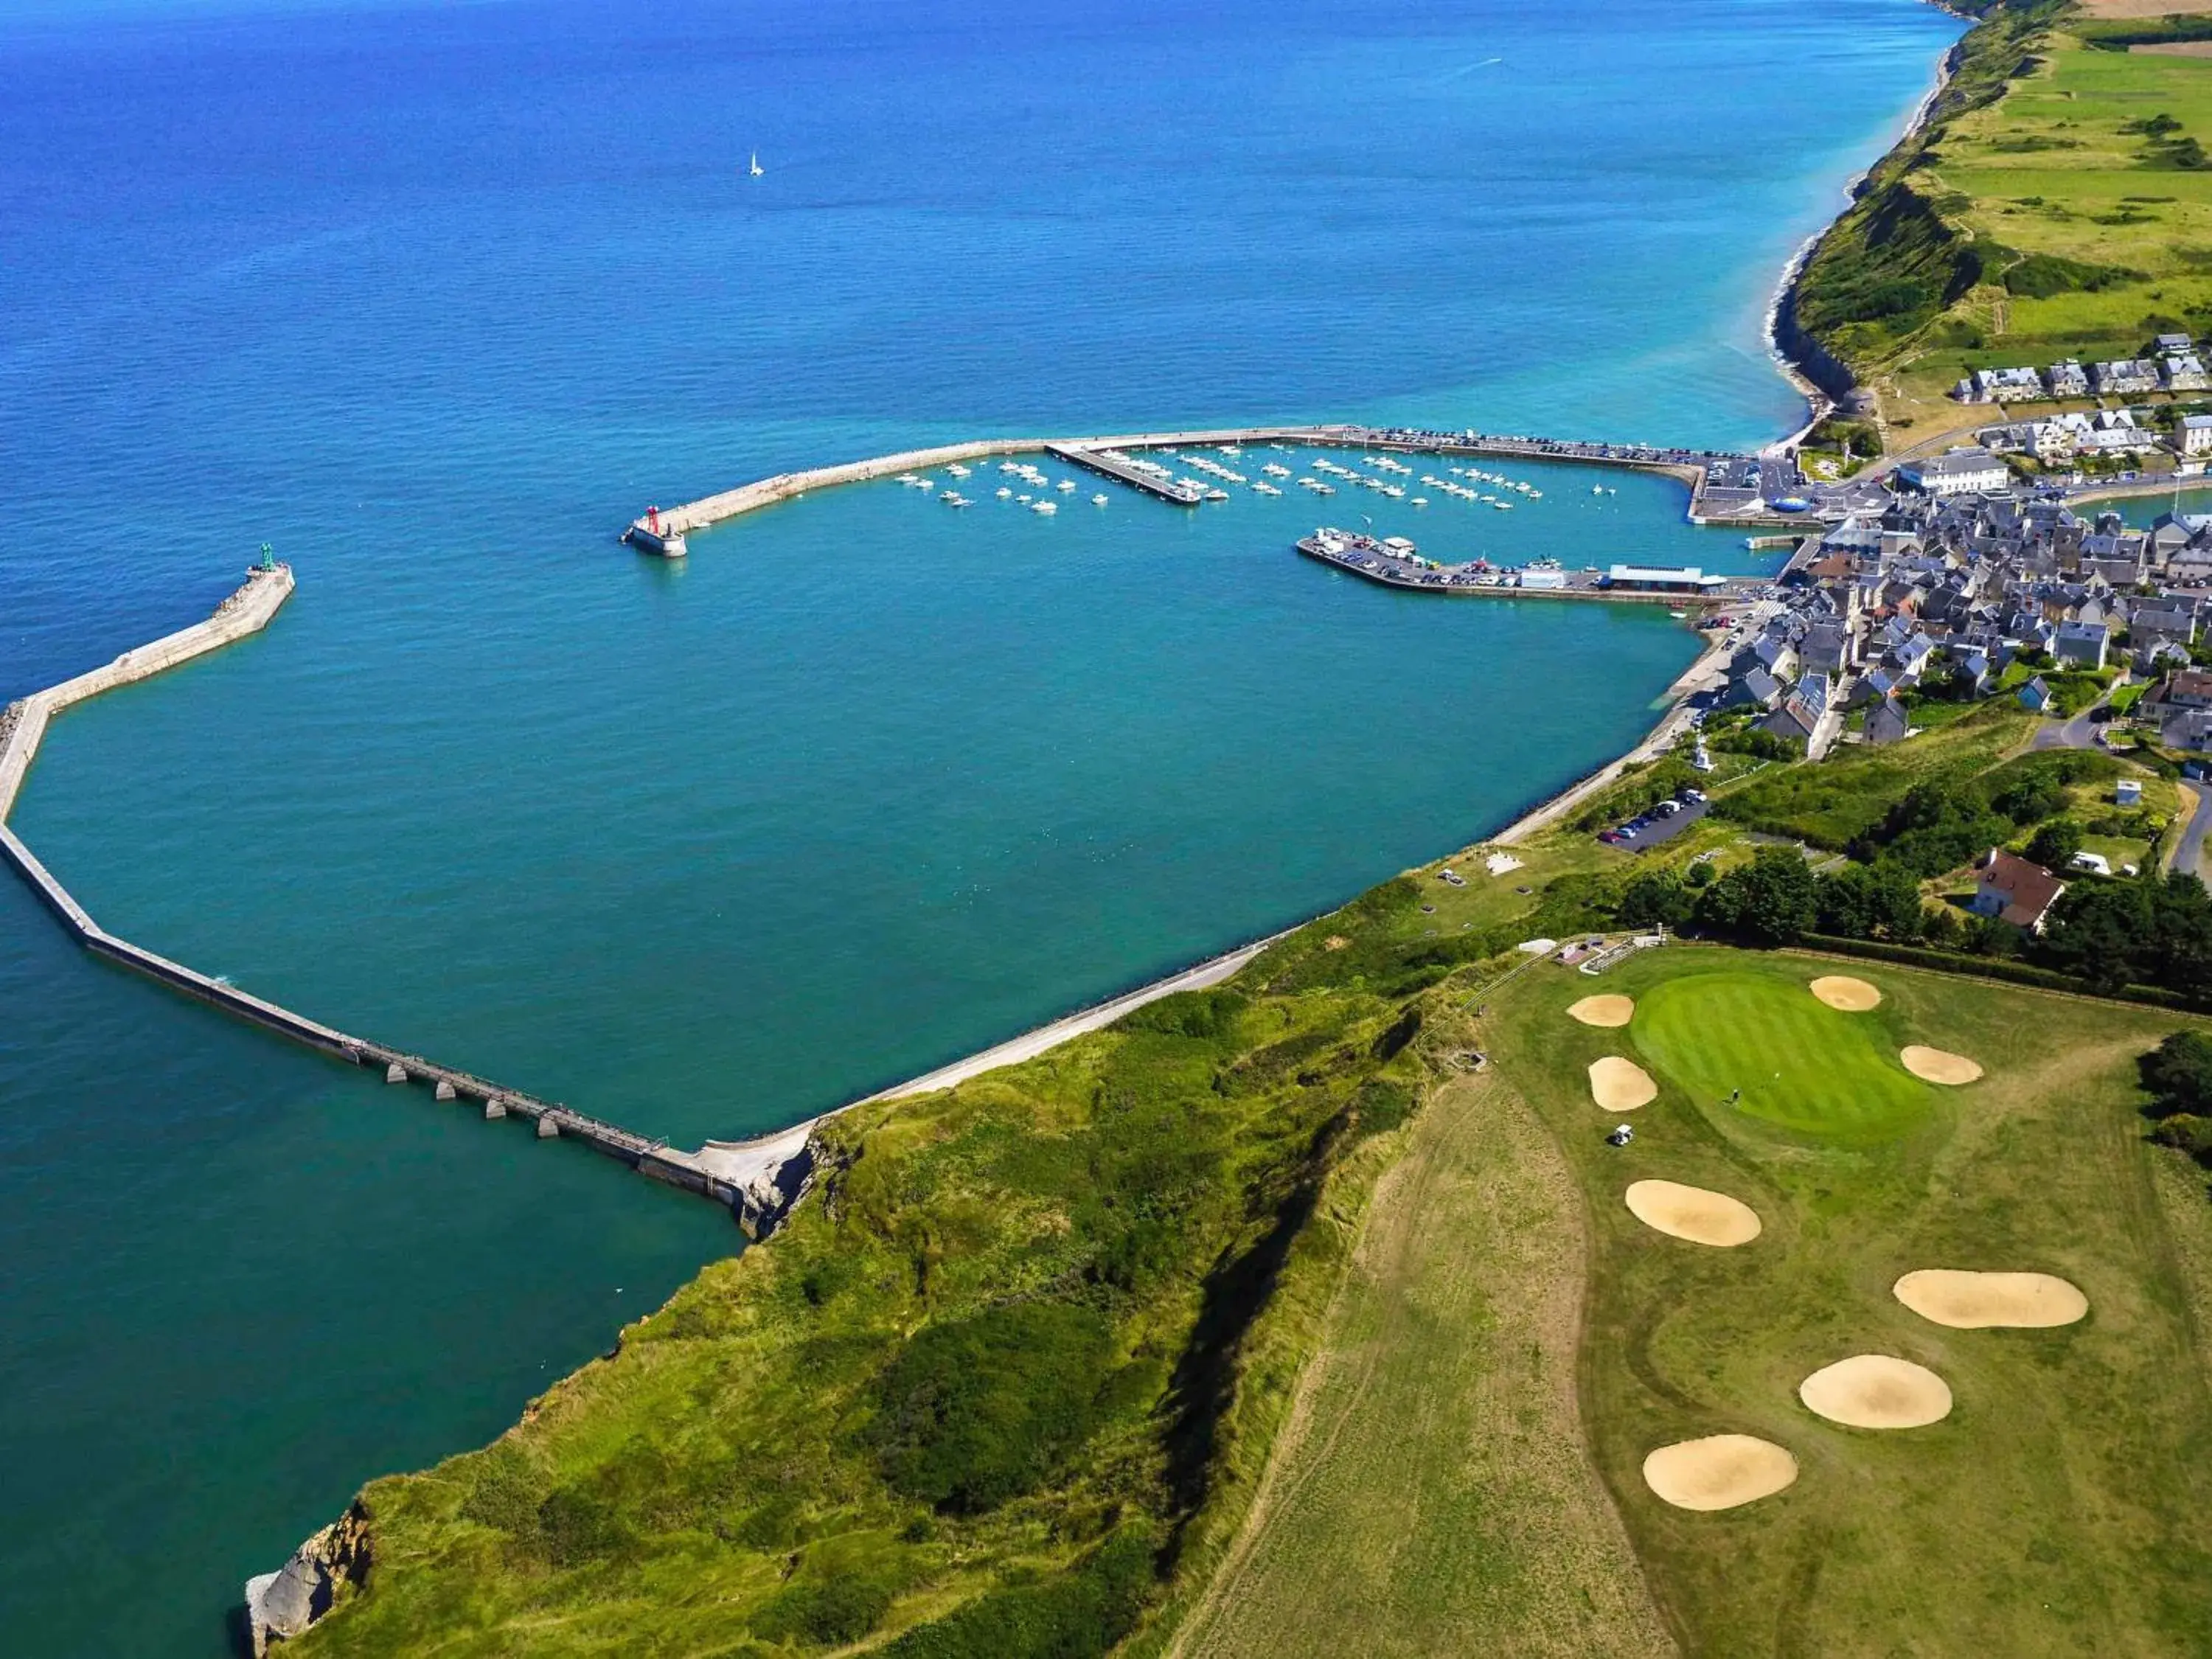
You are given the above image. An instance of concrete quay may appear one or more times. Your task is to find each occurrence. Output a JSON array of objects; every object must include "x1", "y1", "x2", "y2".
[
  {"x1": 0, "y1": 562, "x2": 296, "y2": 821},
  {"x1": 625, "y1": 425, "x2": 1346, "y2": 544},
  {"x1": 1294, "y1": 532, "x2": 1764, "y2": 608}
]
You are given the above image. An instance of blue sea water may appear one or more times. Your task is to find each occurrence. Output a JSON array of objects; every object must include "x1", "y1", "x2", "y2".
[{"x1": 0, "y1": 0, "x2": 1960, "y2": 1651}]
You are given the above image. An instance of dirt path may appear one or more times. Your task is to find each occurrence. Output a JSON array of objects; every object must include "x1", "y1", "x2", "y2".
[{"x1": 1167, "y1": 1073, "x2": 1674, "y2": 1659}]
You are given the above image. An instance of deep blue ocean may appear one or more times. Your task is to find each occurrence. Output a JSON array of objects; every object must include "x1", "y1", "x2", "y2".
[{"x1": 0, "y1": 0, "x2": 1960, "y2": 1650}]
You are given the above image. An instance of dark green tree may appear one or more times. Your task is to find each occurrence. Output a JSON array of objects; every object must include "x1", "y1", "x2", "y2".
[
  {"x1": 2140, "y1": 1030, "x2": 2212, "y2": 1119},
  {"x1": 2025, "y1": 819, "x2": 2084, "y2": 870},
  {"x1": 1619, "y1": 871, "x2": 1693, "y2": 928},
  {"x1": 1698, "y1": 846, "x2": 1819, "y2": 946}
]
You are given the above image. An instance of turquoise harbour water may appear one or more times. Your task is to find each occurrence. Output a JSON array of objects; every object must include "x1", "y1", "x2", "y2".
[{"x1": 0, "y1": 0, "x2": 1959, "y2": 1651}]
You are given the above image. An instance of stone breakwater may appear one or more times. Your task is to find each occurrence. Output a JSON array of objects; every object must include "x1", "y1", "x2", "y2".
[
  {"x1": 0, "y1": 563, "x2": 297, "y2": 820},
  {"x1": 622, "y1": 420, "x2": 1767, "y2": 552}
]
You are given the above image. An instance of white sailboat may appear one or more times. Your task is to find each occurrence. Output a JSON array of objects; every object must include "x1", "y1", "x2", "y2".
[{"x1": 749, "y1": 152, "x2": 764, "y2": 178}]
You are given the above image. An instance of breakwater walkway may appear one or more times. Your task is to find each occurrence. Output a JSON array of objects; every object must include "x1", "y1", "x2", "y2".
[{"x1": 624, "y1": 422, "x2": 1818, "y2": 552}]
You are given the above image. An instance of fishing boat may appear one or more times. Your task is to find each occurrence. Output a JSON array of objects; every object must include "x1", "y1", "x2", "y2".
[{"x1": 1032, "y1": 499, "x2": 1057, "y2": 514}]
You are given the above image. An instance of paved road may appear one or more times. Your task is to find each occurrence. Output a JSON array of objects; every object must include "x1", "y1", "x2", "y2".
[
  {"x1": 2031, "y1": 703, "x2": 2103, "y2": 751},
  {"x1": 2172, "y1": 782, "x2": 2211, "y2": 886}
]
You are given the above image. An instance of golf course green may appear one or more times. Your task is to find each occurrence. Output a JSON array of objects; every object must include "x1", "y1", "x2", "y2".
[{"x1": 1633, "y1": 969, "x2": 1933, "y2": 1141}]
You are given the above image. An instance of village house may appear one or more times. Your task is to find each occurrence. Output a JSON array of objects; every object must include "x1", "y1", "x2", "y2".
[
  {"x1": 1900, "y1": 448, "x2": 2010, "y2": 497},
  {"x1": 1758, "y1": 670, "x2": 1830, "y2": 751},
  {"x1": 1953, "y1": 365, "x2": 2048, "y2": 405},
  {"x1": 1972, "y1": 849, "x2": 2066, "y2": 932},
  {"x1": 1864, "y1": 693, "x2": 1911, "y2": 746},
  {"x1": 2165, "y1": 352, "x2": 2211, "y2": 392},
  {"x1": 2091, "y1": 359, "x2": 2161, "y2": 397},
  {"x1": 2048, "y1": 359, "x2": 2091, "y2": 399},
  {"x1": 2178, "y1": 414, "x2": 2212, "y2": 459},
  {"x1": 2053, "y1": 621, "x2": 2109, "y2": 669},
  {"x1": 2132, "y1": 599, "x2": 2198, "y2": 650}
]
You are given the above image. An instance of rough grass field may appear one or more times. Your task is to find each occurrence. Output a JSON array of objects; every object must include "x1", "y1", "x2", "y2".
[
  {"x1": 1494, "y1": 947, "x2": 2212, "y2": 1655},
  {"x1": 1633, "y1": 971, "x2": 1934, "y2": 1144},
  {"x1": 1168, "y1": 1071, "x2": 1671, "y2": 1659}
]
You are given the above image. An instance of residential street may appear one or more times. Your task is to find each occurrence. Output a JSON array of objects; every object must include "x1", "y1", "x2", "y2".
[
  {"x1": 2030, "y1": 702, "x2": 2104, "y2": 752},
  {"x1": 2171, "y1": 782, "x2": 2211, "y2": 885}
]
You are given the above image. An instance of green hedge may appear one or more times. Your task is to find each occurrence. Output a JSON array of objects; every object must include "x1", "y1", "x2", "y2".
[{"x1": 1796, "y1": 933, "x2": 2199, "y2": 1011}]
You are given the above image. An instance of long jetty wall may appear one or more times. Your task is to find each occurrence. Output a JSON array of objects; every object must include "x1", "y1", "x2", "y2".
[
  {"x1": 0, "y1": 563, "x2": 296, "y2": 820},
  {"x1": 629, "y1": 425, "x2": 1347, "y2": 542},
  {"x1": 627, "y1": 421, "x2": 1797, "y2": 551}
]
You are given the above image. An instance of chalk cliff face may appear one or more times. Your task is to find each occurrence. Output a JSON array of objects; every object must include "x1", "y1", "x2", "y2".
[
  {"x1": 244, "y1": 1500, "x2": 370, "y2": 1655},
  {"x1": 737, "y1": 1135, "x2": 816, "y2": 1239}
]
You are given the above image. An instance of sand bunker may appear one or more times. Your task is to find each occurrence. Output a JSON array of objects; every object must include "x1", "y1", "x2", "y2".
[
  {"x1": 1809, "y1": 975, "x2": 1882, "y2": 1012},
  {"x1": 1589, "y1": 1056, "x2": 1658, "y2": 1110},
  {"x1": 1568, "y1": 994, "x2": 1635, "y2": 1028},
  {"x1": 1893, "y1": 1269, "x2": 2087, "y2": 1329},
  {"x1": 1641, "y1": 1434, "x2": 1798, "y2": 1511},
  {"x1": 1900, "y1": 1045, "x2": 1983, "y2": 1085},
  {"x1": 1798, "y1": 1354, "x2": 1952, "y2": 1428},
  {"x1": 1624, "y1": 1180, "x2": 1761, "y2": 1246}
]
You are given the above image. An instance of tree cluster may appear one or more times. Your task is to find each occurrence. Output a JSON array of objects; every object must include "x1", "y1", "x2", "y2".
[
  {"x1": 2033, "y1": 870, "x2": 2212, "y2": 997},
  {"x1": 2138, "y1": 1030, "x2": 2212, "y2": 1165}
]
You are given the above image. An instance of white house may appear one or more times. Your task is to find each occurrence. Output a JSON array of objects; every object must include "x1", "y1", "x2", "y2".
[{"x1": 1900, "y1": 448, "x2": 2010, "y2": 496}]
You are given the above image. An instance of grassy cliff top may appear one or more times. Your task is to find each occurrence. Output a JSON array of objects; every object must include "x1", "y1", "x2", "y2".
[{"x1": 1793, "y1": 0, "x2": 2212, "y2": 452}]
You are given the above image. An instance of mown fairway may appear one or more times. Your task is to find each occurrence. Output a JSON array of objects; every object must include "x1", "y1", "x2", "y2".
[
  {"x1": 1169, "y1": 1072, "x2": 1671, "y2": 1659},
  {"x1": 1498, "y1": 947, "x2": 2212, "y2": 1657},
  {"x1": 1633, "y1": 970, "x2": 1933, "y2": 1144}
]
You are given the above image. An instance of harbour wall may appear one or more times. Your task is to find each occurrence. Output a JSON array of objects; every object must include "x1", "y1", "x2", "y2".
[
  {"x1": 625, "y1": 422, "x2": 1766, "y2": 548},
  {"x1": 0, "y1": 563, "x2": 295, "y2": 821}
]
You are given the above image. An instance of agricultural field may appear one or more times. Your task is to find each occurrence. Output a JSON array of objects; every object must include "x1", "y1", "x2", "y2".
[{"x1": 1189, "y1": 944, "x2": 2212, "y2": 1656}]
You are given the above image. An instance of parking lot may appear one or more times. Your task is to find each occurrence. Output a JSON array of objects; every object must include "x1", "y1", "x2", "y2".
[{"x1": 1601, "y1": 796, "x2": 1710, "y2": 852}]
